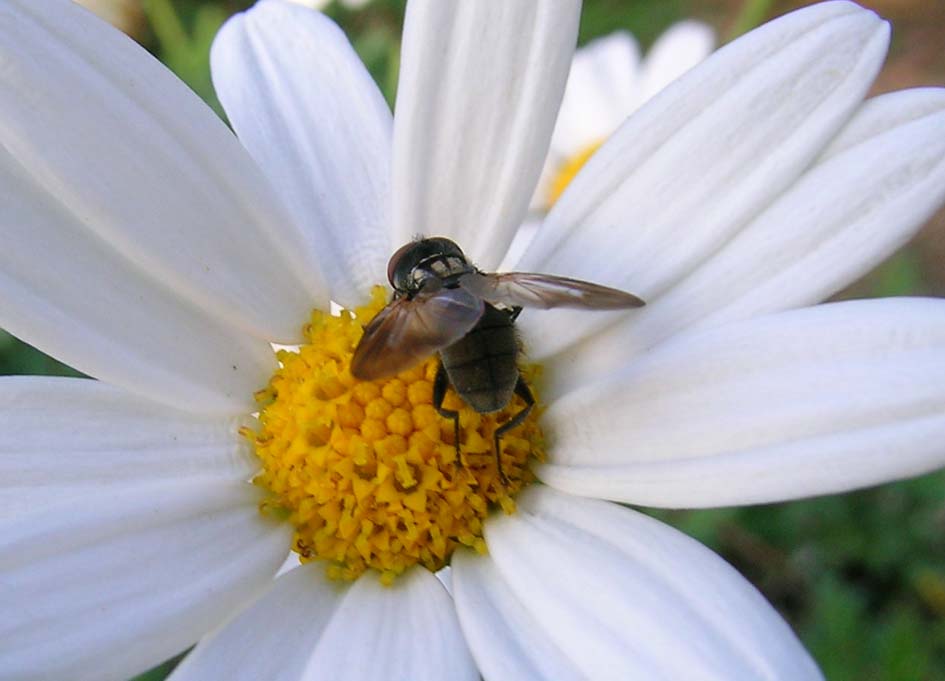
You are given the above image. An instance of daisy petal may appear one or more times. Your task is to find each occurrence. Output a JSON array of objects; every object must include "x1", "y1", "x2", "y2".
[
  {"x1": 392, "y1": 0, "x2": 581, "y2": 269},
  {"x1": 0, "y1": 173, "x2": 276, "y2": 415},
  {"x1": 539, "y1": 298, "x2": 945, "y2": 508},
  {"x1": 0, "y1": 0, "x2": 327, "y2": 342},
  {"x1": 454, "y1": 487, "x2": 822, "y2": 680},
  {"x1": 520, "y1": 1, "x2": 889, "y2": 357},
  {"x1": 638, "y1": 21, "x2": 715, "y2": 102},
  {"x1": 0, "y1": 480, "x2": 290, "y2": 681},
  {"x1": 499, "y1": 217, "x2": 542, "y2": 271},
  {"x1": 175, "y1": 566, "x2": 476, "y2": 681},
  {"x1": 435, "y1": 565, "x2": 453, "y2": 595},
  {"x1": 0, "y1": 376, "x2": 256, "y2": 518},
  {"x1": 306, "y1": 568, "x2": 477, "y2": 681},
  {"x1": 169, "y1": 564, "x2": 344, "y2": 681},
  {"x1": 545, "y1": 87, "x2": 945, "y2": 394},
  {"x1": 453, "y1": 552, "x2": 584, "y2": 680},
  {"x1": 211, "y1": 1, "x2": 392, "y2": 307},
  {"x1": 819, "y1": 86, "x2": 945, "y2": 159}
]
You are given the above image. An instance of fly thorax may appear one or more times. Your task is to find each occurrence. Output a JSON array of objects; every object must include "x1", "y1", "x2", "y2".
[{"x1": 415, "y1": 253, "x2": 471, "y2": 282}]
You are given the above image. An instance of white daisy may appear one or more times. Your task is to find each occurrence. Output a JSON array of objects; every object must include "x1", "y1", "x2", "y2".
[
  {"x1": 509, "y1": 21, "x2": 714, "y2": 269},
  {"x1": 538, "y1": 21, "x2": 716, "y2": 211},
  {"x1": 1, "y1": 1, "x2": 944, "y2": 680}
]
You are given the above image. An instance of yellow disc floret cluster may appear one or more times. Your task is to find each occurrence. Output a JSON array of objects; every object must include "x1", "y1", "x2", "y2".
[{"x1": 247, "y1": 287, "x2": 544, "y2": 584}]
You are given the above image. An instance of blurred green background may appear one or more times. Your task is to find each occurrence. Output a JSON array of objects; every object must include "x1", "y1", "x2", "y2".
[{"x1": 4, "y1": 0, "x2": 944, "y2": 679}]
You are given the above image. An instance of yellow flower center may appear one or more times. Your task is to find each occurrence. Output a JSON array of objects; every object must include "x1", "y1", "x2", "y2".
[
  {"x1": 246, "y1": 287, "x2": 544, "y2": 584},
  {"x1": 547, "y1": 139, "x2": 604, "y2": 208}
]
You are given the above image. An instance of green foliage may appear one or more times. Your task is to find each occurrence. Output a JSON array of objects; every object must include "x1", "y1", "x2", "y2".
[
  {"x1": 872, "y1": 250, "x2": 927, "y2": 297},
  {"x1": 578, "y1": 0, "x2": 687, "y2": 47},
  {"x1": 129, "y1": 653, "x2": 186, "y2": 681},
  {"x1": 727, "y1": 0, "x2": 776, "y2": 40},
  {"x1": 2, "y1": 1, "x2": 942, "y2": 679},
  {"x1": 141, "y1": 0, "x2": 238, "y2": 113},
  {"x1": 0, "y1": 332, "x2": 81, "y2": 377}
]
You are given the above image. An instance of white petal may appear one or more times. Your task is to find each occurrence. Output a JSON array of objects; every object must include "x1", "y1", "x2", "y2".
[
  {"x1": 638, "y1": 21, "x2": 716, "y2": 102},
  {"x1": 306, "y1": 568, "x2": 477, "y2": 681},
  {"x1": 174, "y1": 566, "x2": 475, "y2": 681},
  {"x1": 0, "y1": 1, "x2": 297, "y2": 414},
  {"x1": 0, "y1": 376, "x2": 257, "y2": 518},
  {"x1": 170, "y1": 563, "x2": 345, "y2": 681},
  {"x1": 454, "y1": 487, "x2": 822, "y2": 680},
  {"x1": 538, "y1": 298, "x2": 945, "y2": 508},
  {"x1": 550, "y1": 31, "x2": 642, "y2": 160},
  {"x1": 212, "y1": 1, "x2": 392, "y2": 307},
  {"x1": 0, "y1": 479, "x2": 290, "y2": 681},
  {"x1": 519, "y1": 2, "x2": 889, "y2": 357},
  {"x1": 392, "y1": 0, "x2": 581, "y2": 269},
  {"x1": 435, "y1": 565, "x2": 453, "y2": 595},
  {"x1": 498, "y1": 217, "x2": 542, "y2": 271},
  {"x1": 0, "y1": 183, "x2": 276, "y2": 414},
  {"x1": 545, "y1": 86, "x2": 945, "y2": 394},
  {"x1": 819, "y1": 86, "x2": 945, "y2": 159},
  {"x1": 0, "y1": 0, "x2": 327, "y2": 342},
  {"x1": 453, "y1": 551, "x2": 584, "y2": 681},
  {"x1": 276, "y1": 553, "x2": 300, "y2": 577}
]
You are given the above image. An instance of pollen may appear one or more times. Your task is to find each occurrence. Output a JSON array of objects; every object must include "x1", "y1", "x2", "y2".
[
  {"x1": 248, "y1": 287, "x2": 544, "y2": 584},
  {"x1": 547, "y1": 139, "x2": 604, "y2": 208}
]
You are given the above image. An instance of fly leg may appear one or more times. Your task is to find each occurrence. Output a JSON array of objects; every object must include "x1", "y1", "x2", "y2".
[
  {"x1": 493, "y1": 375, "x2": 535, "y2": 485},
  {"x1": 433, "y1": 362, "x2": 462, "y2": 466}
]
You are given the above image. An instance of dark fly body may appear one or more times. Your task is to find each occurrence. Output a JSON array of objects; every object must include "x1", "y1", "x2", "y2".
[{"x1": 351, "y1": 236, "x2": 644, "y2": 482}]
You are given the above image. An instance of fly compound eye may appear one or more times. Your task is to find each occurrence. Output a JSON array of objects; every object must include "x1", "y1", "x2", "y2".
[{"x1": 425, "y1": 237, "x2": 465, "y2": 259}]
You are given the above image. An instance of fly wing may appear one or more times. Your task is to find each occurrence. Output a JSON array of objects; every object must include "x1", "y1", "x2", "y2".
[
  {"x1": 459, "y1": 271, "x2": 645, "y2": 310},
  {"x1": 350, "y1": 287, "x2": 485, "y2": 380}
]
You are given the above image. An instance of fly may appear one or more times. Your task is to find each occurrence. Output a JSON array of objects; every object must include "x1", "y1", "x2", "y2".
[{"x1": 351, "y1": 236, "x2": 644, "y2": 482}]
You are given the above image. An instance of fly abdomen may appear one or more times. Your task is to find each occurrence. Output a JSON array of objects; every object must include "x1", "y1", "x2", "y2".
[{"x1": 440, "y1": 303, "x2": 518, "y2": 413}]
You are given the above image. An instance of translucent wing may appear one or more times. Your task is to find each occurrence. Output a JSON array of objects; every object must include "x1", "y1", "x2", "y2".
[
  {"x1": 459, "y1": 272, "x2": 645, "y2": 310},
  {"x1": 350, "y1": 286, "x2": 485, "y2": 380}
]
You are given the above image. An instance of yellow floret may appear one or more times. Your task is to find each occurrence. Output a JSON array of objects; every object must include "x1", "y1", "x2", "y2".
[{"x1": 250, "y1": 286, "x2": 544, "y2": 582}]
